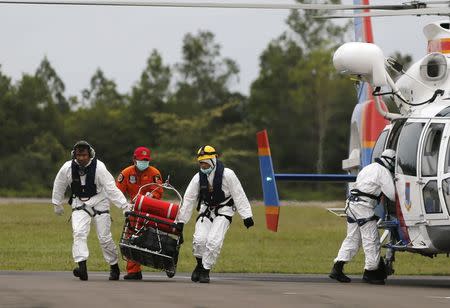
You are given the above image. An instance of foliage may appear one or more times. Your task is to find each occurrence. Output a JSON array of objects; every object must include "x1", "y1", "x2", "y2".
[{"x1": 0, "y1": 14, "x2": 383, "y2": 199}]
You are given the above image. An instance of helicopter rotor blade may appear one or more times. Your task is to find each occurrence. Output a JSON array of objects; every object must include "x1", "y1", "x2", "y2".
[
  {"x1": 0, "y1": 0, "x2": 448, "y2": 11},
  {"x1": 316, "y1": 7, "x2": 450, "y2": 18},
  {"x1": 0, "y1": 1, "x2": 371, "y2": 10}
]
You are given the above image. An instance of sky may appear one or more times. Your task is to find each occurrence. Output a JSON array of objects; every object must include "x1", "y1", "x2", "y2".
[{"x1": 0, "y1": 0, "x2": 442, "y2": 98}]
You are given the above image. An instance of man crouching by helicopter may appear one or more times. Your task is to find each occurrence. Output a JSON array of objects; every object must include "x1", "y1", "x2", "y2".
[{"x1": 330, "y1": 149, "x2": 396, "y2": 285}]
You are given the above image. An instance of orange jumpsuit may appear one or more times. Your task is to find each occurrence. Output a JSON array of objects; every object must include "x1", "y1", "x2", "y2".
[{"x1": 116, "y1": 165, "x2": 163, "y2": 274}]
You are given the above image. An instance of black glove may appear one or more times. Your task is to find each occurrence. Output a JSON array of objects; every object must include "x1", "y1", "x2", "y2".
[
  {"x1": 174, "y1": 222, "x2": 184, "y2": 233},
  {"x1": 243, "y1": 217, "x2": 254, "y2": 229},
  {"x1": 174, "y1": 223, "x2": 184, "y2": 244}
]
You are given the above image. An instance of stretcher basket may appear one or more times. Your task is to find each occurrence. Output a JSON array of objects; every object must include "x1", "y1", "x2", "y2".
[{"x1": 119, "y1": 181, "x2": 183, "y2": 278}]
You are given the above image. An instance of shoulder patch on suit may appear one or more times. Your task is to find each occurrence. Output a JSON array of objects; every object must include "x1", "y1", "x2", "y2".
[{"x1": 117, "y1": 173, "x2": 124, "y2": 183}]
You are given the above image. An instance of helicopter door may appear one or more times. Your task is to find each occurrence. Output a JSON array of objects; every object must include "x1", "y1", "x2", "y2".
[
  {"x1": 396, "y1": 120, "x2": 426, "y2": 223},
  {"x1": 419, "y1": 121, "x2": 449, "y2": 221},
  {"x1": 437, "y1": 122, "x2": 450, "y2": 222}
]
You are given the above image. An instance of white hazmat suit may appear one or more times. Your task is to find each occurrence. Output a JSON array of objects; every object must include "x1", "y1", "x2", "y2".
[
  {"x1": 335, "y1": 161, "x2": 395, "y2": 270},
  {"x1": 177, "y1": 162, "x2": 253, "y2": 270},
  {"x1": 52, "y1": 158, "x2": 129, "y2": 265}
]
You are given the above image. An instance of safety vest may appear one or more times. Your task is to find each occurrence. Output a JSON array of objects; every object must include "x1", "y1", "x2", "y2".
[
  {"x1": 197, "y1": 160, "x2": 231, "y2": 209},
  {"x1": 70, "y1": 158, "x2": 97, "y2": 204}
]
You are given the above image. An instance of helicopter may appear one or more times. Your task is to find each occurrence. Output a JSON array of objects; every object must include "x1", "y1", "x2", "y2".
[{"x1": 257, "y1": 0, "x2": 450, "y2": 277}]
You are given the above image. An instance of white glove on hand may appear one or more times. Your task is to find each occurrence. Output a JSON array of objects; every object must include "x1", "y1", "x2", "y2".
[
  {"x1": 122, "y1": 203, "x2": 133, "y2": 215},
  {"x1": 54, "y1": 204, "x2": 64, "y2": 216}
]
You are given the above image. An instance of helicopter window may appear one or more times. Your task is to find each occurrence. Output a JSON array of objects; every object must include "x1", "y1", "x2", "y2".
[
  {"x1": 371, "y1": 130, "x2": 389, "y2": 162},
  {"x1": 397, "y1": 122, "x2": 424, "y2": 176},
  {"x1": 422, "y1": 123, "x2": 444, "y2": 177},
  {"x1": 423, "y1": 180, "x2": 442, "y2": 214},
  {"x1": 386, "y1": 119, "x2": 406, "y2": 150},
  {"x1": 436, "y1": 106, "x2": 450, "y2": 117},
  {"x1": 445, "y1": 136, "x2": 450, "y2": 173},
  {"x1": 442, "y1": 179, "x2": 450, "y2": 214}
]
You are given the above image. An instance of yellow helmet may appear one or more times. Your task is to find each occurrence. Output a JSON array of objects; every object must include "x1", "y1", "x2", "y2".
[{"x1": 197, "y1": 145, "x2": 218, "y2": 161}]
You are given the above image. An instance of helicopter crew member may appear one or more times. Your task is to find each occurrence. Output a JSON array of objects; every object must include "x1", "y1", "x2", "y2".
[
  {"x1": 175, "y1": 145, "x2": 254, "y2": 283},
  {"x1": 116, "y1": 146, "x2": 164, "y2": 280},
  {"x1": 330, "y1": 149, "x2": 396, "y2": 285},
  {"x1": 52, "y1": 140, "x2": 131, "y2": 281}
]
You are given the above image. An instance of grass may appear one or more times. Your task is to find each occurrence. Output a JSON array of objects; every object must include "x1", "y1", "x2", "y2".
[{"x1": 1, "y1": 202, "x2": 450, "y2": 275}]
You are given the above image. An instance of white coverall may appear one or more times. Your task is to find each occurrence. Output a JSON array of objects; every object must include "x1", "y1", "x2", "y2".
[
  {"x1": 52, "y1": 159, "x2": 128, "y2": 265},
  {"x1": 335, "y1": 162, "x2": 395, "y2": 270},
  {"x1": 177, "y1": 168, "x2": 253, "y2": 270}
]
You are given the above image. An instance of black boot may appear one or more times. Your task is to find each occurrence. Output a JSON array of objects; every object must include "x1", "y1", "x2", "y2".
[
  {"x1": 377, "y1": 257, "x2": 388, "y2": 280},
  {"x1": 73, "y1": 260, "x2": 88, "y2": 281},
  {"x1": 363, "y1": 269, "x2": 385, "y2": 285},
  {"x1": 329, "y1": 261, "x2": 351, "y2": 283},
  {"x1": 191, "y1": 258, "x2": 203, "y2": 282},
  {"x1": 109, "y1": 263, "x2": 120, "y2": 281},
  {"x1": 123, "y1": 271, "x2": 142, "y2": 280},
  {"x1": 199, "y1": 268, "x2": 210, "y2": 283}
]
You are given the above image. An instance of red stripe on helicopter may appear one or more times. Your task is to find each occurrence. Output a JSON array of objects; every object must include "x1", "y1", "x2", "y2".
[
  {"x1": 257, "y1": 132, "x2": 271, "y2": 156},
  {"x1": 428, "y1": 39, "x2": 450, "y2": 54},
  {"x1": 362, "y1": 0, "x2": 373, "y2": 43},
  {"x1": 395, "y1": 191, "x2": 411, "y2": 243},
  {"x1": 265, "y1": 206, "x2": 280, "y2": 231},
  {"x1": 361, "y1": 95, "x2": 389, "y2": 146}
]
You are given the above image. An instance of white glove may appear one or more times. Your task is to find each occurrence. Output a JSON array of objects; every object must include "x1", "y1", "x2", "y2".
[
  {"x1": 54, "y1": 204, "x2": 64, "y2": 216},
  {"x1": 122, "y1": 203, "x2": 133, "y2": 215}
]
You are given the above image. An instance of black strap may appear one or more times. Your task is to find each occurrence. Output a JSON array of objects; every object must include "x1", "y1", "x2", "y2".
[
  {"x1": 196, "y1": 211, "x2": 232, "y2": 224},
  {"x1": 347, "y1": 215, "x2": 378, "y2": 226},
  {"x1": 72, "y1": 204, "x2": 109, "y2": 217},
  {"x1": 349, "y1": 189, "x2": 381, "y2": 201},
  {"x1": 214, "y1": 198, "x2": 234, "y2": 216}
]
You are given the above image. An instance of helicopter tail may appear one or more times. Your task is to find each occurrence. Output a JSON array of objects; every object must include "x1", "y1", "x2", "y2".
[
  {"x1": 257, "y1": 129, "x2": 280, "y2": 232},
  {"x1": 257, "y1": 130, "x2": 357, "y2": 232}
]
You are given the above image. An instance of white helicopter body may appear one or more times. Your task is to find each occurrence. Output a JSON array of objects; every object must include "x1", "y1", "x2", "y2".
[{"x1": 335, "y1": 18, "x2": 450, "y2": 271}]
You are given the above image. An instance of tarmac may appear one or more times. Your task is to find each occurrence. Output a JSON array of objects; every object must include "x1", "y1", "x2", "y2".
[{"x1": 2, "y1": 271, "x2": 450, "y2": 307}]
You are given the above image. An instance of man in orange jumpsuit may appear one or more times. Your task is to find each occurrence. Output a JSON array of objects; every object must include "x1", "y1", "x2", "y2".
[{"x1": 116, "y1": 146, "x2": 164, "y2": 280}]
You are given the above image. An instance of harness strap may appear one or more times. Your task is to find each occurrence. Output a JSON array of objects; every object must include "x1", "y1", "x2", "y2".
[
  {"x1": 196, "y1": 210, "x2": 214, "y2": 223},
  {"x1": 347, "y1": 215, "x2": 378, "y2": 226},
  {"x1": 349, "y1": 189, "x2": 381, "y2": 201},
  {"x1": 214, "y1": 198, "x2": 234, "y2": 216},
  {"x1": 72, "y1": 204, "x2": 110, "y2": 217},
  {"x1": 196, "y1": 206, "x2": 233, "y2": 224},
  {"x1": 217, "y1": 214, "x2": 233, "y2": 224}
]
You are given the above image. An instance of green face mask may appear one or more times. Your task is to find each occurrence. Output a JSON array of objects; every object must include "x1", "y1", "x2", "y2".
[
  {"x1": 136, "y1": 160, "x2": 149, "y2": 171},
  {"x1": 200, "y1": 166, "x2": 214, "y2": 175}
]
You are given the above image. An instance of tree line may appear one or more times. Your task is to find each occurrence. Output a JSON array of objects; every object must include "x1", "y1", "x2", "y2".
[{"x1": 0, "y1": 9, "x2": 361, "y2": 199}]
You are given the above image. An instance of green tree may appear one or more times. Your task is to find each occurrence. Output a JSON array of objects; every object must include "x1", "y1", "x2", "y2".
[
  {"x1": 82, "y1": 69, "x2": 124, "y2": 108},
  {"x1": 171, "y1": 31, "x2": 240, "y2": 115},
  {"x1": 35, "y1": 57, "x2": 70, "y2": 113},
  {"x1": 128, "y1": 50, "x2": 172, "y2": 148}
]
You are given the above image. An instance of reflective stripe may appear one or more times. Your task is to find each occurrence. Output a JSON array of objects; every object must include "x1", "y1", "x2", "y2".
[
  {"x1": 137, "y1": 195, "x2": 145, "y2": 212},
  {"x1": 167, "y1": 203, "x2": 174, "y2": 219}
]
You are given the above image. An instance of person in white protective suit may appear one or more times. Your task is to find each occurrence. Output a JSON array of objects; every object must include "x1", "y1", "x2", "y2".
[
  {"x1": 174, "y1": 145, "x2": 254, "y2": 283},
  {"x1": 330, "y1": 149, "x2": 396, "y2": 285},
  {"x1": 52, "y1": 140, "x2": 131, "y2": 281}
]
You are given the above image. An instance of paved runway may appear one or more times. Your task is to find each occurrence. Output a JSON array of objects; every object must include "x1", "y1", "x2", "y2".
[{"x1": 2, "y1": 272, "x2": 450, "y2": 307}]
